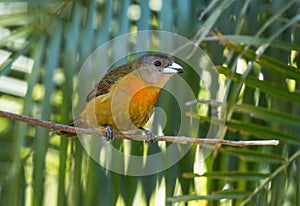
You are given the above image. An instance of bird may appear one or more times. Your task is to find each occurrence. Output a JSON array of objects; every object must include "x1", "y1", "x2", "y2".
[{"x1": 64, "y1": 53, "x2": 184, "y2": 144}]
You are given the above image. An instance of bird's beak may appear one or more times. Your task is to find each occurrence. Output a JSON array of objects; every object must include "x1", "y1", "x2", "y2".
[{"x1": 163, "y1": 62, "x2": 184, "y2": 74}]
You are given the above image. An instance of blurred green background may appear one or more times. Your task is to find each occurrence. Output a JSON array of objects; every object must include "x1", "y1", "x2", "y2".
[{"x1": 0, "y1": 0, "x2": 300, "y2": 205}]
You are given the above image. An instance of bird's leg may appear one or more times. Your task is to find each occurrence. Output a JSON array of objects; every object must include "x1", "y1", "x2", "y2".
[
  {"x1": 139, "y1": 127, "x2": 156, "y2": 144},
  {"x1": 103, "y1": 124, "x2": 114, "y2": 141}
]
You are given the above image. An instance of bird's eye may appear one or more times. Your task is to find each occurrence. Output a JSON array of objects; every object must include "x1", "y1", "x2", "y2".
[{"x1": 154, "y1": 61, "x2": 161, "y2": 67}]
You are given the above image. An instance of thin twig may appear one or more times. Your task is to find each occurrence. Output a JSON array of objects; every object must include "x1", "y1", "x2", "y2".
[{"x1": 0, "y1": 110, "x2": 279, "y2": 146}]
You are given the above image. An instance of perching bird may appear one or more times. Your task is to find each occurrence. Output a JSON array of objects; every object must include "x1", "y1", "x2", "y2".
[{"x1": 65, "y1": 53, "x2": 184, "y2": 143}]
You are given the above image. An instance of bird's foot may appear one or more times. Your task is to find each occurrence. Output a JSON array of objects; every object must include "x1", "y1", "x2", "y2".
[
  {"x1": 103, "y1": 125, "x2": 114, "y2": 141},
  {"x1": 139, "y1": 127, "x2": 156, "y2": 144}
]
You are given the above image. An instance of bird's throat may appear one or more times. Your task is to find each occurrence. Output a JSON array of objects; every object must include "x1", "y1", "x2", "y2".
[{"x1": 118, "y1": 74, "x2": 161, "y2": 106}]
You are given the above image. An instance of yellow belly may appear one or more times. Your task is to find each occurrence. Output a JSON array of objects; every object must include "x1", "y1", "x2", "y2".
[{"x1": 80, "y1": 87, "x2": 160, "y2": 132}]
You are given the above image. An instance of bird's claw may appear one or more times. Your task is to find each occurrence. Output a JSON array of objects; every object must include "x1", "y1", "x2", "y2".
[
  {"x1": 144, "y1": 130, "x2": 156, "y2": 144},
  {"x1": 104, "y1": 125, "x2": 114, "y2": 141}
]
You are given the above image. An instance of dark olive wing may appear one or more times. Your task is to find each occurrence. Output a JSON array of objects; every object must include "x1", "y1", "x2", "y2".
[{"x1": 85, "y1": 63, "x2": 132, "y2": 102}]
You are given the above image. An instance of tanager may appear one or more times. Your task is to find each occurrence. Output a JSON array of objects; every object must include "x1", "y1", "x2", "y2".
[{"x1": 65, "y1": 53, "x2": 184, "y2": 143}]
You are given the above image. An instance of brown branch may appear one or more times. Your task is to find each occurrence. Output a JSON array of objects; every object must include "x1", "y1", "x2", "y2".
[{"x1": 0, "y1": 110, "x2": 279, "y2": 146}]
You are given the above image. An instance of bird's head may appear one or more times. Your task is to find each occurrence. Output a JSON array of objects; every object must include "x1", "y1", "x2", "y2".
[{"x1": 130, "y1": 54, "x2": 184, "y2": 86}]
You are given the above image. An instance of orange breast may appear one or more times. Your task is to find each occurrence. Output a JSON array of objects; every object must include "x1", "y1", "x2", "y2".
[
  {"x1": 131, "y1": 86, "x2": 160, "y2": 107},
  {"x1": 128, "y1": 86, "x2": 160, "y2": 127},
  {"x1": 81, "y1": 73, "x2": 161, "y2": 131}
]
